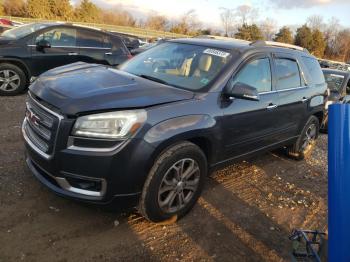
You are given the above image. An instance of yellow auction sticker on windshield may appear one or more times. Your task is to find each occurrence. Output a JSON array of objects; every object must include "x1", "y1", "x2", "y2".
[{"x1": 203, "y1": 48, "x2": 230, "y2": 58}]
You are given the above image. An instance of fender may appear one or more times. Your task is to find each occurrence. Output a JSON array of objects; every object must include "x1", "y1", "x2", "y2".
[
  {"x1": 144, "y1": 115, "x2": 216, "y2": 145},
  {"x1": 0, "y1": 57, "x2": 32, "y2": 78},
  {"x1": 144, "y1": 114, "x2": 219, "y2": 163}
]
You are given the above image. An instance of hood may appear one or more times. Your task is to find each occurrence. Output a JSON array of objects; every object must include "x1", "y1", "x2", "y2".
[{"x1": 30, "y1": 62, "x2": 194, "y2": 116}]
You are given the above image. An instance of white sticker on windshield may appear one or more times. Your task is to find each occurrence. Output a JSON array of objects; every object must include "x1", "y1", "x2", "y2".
[{"x1": 203, "y1": 48, "x2": 230, "y2": 58}]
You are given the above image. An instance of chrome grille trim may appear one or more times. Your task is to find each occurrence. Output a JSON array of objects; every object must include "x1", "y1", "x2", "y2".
[{"x1": 23, "y1": 93, "x2": 63, "y2": 159}]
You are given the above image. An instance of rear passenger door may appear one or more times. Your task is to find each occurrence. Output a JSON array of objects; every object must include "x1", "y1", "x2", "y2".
[
  {"x1": 222, "y1": 54, "x2": 281, "y2": 159},
  {"x1": 272, "y1": 53, "x2": 308, "y2": 139},
  {"x1": 77, "y1": 29, "x2": 110, "y2": 65}
]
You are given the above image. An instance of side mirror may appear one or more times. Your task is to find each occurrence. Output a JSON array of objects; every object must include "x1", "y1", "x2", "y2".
[
  {"x1": 225, "y1": 82, "x2": 260, "y2": 101},
  {"x1": 36, "y1": 39, "x2": 51, "y2": 51}
]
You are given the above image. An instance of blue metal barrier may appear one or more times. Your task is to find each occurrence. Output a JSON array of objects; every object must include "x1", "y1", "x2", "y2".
[{"x1": 328, "y1": 104, "x2": 350, "y2": 262}]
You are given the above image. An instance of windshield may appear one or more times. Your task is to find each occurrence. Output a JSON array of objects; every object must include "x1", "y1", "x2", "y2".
[
  {"x1": 1, "y1": 23, "x2": 50, "y2": 39},
  {"x1": 324, "y1": 73, "x2": 345, "y2": 92},
  {"x1": 120, "y1": 42, "x2": 233, "y2": 91}
]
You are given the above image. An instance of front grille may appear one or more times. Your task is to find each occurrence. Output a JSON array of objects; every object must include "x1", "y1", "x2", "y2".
[{"x1": 23, "y1": 94, "x2": 62, "y2": 157}]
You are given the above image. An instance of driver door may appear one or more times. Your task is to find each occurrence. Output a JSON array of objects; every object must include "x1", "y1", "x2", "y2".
[
  {"x1": 29, "y1": 26, "x2": 80, "y2": 76},
  {"x1": 221, "y1": 54, "x2": 281, "y2": 160}
]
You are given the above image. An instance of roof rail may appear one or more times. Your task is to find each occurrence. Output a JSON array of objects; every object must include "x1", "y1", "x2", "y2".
[{"x1": 250, "y1": 40, "x2": 309, "y2": 53}]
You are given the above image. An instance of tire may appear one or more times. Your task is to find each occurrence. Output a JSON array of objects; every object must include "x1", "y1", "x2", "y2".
[
  {"x1": 286, "y1": 116, "x2": 319, "y2": 160},
  {"x1": 320, "y1": 114, "x2": 328, "y2": 134},
  {"x1": 0, "y1": 63, "x2": 28, "y2": 96},
  {"x1": 139, "y1": 141, "x2": 207, "y2": 223}
]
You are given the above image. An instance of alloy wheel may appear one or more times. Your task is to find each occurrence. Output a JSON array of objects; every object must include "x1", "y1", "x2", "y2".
[
  {"x1": 158, "y1": 158, "x2": 200, "y2": 214},
  {"x1": 301, "y1": 123, "x2": 317, "y2": 153},
  {"x1": 0, "y1": 70, "x2": 21, "y2": 92}
]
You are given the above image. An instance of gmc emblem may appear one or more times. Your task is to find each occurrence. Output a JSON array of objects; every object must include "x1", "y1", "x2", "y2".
[{"x1": 26, "y1": 109, "x2": 41, "y2": 126}]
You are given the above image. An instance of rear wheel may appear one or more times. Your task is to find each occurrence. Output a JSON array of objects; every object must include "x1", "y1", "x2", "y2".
[
  {"x1": 286, "y1": 116, "x2": 319, "y2": 160},
  {"x1": 0, "y1": 63, "x2": 27, "y2": 96},
  {"x1": 139, "y1": 142, "x2": 207, "y2": 223}
]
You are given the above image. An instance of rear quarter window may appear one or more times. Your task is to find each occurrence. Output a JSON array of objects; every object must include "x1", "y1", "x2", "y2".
[{"x1": 301, "y1": 56, "x2": 325, "y2": 85}]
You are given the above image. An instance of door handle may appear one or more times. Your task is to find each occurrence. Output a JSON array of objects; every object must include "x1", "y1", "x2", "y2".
[
  {"x1": 266, "y1": 104, "x2": 278, "y2": 110},
  {"x1": 105, "y1": 52, "x2": 113, "y2": 55},
  {"x1": 301, "y1": 97, "x2": 309, "y2": 103},
  {"x1": 68, "y1": 52, "x2": 78, "y2": 56}
]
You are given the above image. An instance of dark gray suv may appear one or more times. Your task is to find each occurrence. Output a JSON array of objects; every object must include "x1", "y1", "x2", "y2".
[{"x1": 23, "y1": 39, "x2": 326, "y2": 222}]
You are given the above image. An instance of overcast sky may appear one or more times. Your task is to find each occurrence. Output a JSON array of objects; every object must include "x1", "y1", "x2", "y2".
[{"x1": 77, "y1": 0, "x2": 350, "y2": 28}]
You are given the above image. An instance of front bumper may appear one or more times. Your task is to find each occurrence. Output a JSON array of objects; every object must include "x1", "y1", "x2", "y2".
[{"x1": 23, "y1": 121, "x2": 155, "y2": 207}]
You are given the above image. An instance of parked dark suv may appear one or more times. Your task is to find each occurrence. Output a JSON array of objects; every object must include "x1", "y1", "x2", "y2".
[
  {"x1": 0, "y1": 23, "x2": 131, "y2": 95},
  {"x1": 23, "y1": 39, "x2": 326, "y2": 222},
  {"x1": 321, "y1": 68, "x2": 350, "y2": 131}
]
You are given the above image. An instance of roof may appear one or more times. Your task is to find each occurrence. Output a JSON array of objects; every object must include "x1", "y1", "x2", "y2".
[
  {"x1": 170, "y1": 38, "x2": 311, "y2": 56},
  {"x1": 170, "y1": 38, "x2": 251, "y2": 51},
  {"x1": 322, "y1": 68, "x2": 350, "y2": 77}
]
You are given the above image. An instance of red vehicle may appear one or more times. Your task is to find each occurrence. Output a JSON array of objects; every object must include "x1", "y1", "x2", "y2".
[{"x1": 0, "y1": 18, "x2": 13, "y2": 26}]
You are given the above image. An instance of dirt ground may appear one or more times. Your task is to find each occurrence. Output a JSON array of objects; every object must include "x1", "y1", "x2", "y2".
[{"x1": 0, "y1": 94, "x2": 328, "y2": 262}]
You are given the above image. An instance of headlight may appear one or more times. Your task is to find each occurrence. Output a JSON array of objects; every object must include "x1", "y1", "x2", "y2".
[{"x1": 72, "y1": 110, "x2": 147, "y2": 139}]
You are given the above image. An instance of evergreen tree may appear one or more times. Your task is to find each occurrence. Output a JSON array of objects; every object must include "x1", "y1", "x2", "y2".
[
  {"x1": 0, "y1": 0, "x2": 4, "y2": 16},
  {"x1": 311, "y1": 29, "x2": 326, "y2": 58},
  {"x1": 294, "y1": 24, "x2": 313, "y2": 51},
  {"x1": 74, "y1": 0, "x2": 101, "y2": 23},
  {"x1": 273, "y1": 26, "x2": 294, "y2": 44},
  {"x1": 3, "y1": 0, "x2": 26, "y2": 17},
  {"x1": 235, "y1": 24, "x2": 263, "y2": 41},
  {"x1": 49, "y1": 0, "x2": 73, "y2": 20},
  {"x1": 27, "y1": 0, "x2": 52, "y2": 19}
]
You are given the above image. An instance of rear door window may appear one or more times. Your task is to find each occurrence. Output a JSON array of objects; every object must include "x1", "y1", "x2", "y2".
[
  {"x1": 232, "y1": 58, "x2": 272, "y2": 93},
  {"x1": 275, "y1": 58, "x2": 301, "y2": 90},
  {"x1": 302, "y1": 56, "x2": 325, "y2": 85},
  {"x1": 77, "y1": 29, "x2": 104, "y2": 48}
]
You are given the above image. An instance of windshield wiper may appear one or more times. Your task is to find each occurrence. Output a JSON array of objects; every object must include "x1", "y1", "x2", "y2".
[{"x1": 138, "y1": 74, "x2": 169, "y2": 85}]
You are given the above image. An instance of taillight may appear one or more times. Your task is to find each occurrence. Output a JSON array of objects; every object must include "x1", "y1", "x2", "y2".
[{"x1": 127, "y1": 54, "x2": 133, "y2": 59}]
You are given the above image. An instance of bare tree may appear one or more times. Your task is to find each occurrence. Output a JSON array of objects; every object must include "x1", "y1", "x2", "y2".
[
  {"x1": 145, "y1": 14, "x2": 168, "y2": 31},
  {"x1": 170, "y1": 9, "x2": 201, "y2": 35},
  {"x1": 235, "y1": 4, "x2": 258, "y2": 25},
  {"x1": 336, "y1": 29, "x2": 350, "y2": 61},
  {"x1": 324, "y1": 17, "x2": 341, "y2": 57},
  {"x1": 307, "y1": 15, "x2": 325, "y2": 31},
  {"x1": 219, "y1": 8, "x2": 235, "y2": 37},
  {"x1": 260, "y1": 18, "x2": 277, "y2": 40}
]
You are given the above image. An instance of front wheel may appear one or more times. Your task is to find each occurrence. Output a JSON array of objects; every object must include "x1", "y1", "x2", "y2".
[
  {"x1": 139, "y1": 142, "x2": 207, "y2": 223},
  {"x1": 286, "y1": 116, "x2": 319, "y2": 160}
]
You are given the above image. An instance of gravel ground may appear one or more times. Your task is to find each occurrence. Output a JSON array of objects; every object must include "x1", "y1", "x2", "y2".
[{"x1": 0, "y1": 94, "x2": 328, "y2": 262}]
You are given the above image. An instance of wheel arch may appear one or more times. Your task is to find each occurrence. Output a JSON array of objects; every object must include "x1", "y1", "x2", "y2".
[
  {"x1": 143, "y1": 114, "x2": 218, "y2": 173},
  {"x1": 0, "y1": 59, "x2": 31, "y2": 82}
]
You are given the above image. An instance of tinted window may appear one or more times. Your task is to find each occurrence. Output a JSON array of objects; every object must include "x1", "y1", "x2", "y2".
[
  {"x1": 109, "y1": 36, "x2": 126, "y2": 54},
  {"x1": 232, "y1": 58, "x2": 272, "y2": 93},
  {"x1": 347, "y1": 79, "x2": 350, "y2": 94},
  {"x1": 35, "y1": 27, "x2": 77, "y2": 47},
  {"x1": 2, "y1": 23, "x2": 50, "y2": 39},
  {"x1": 275, "y1": 58, "x2": 301, "y2": 90},
  {"x1": 324, "y1": 73, "x2": 345, "y2": 92},
  {"x1": 302, "y1": 57, "x2": 325, "y2": 85},
  {"x1": 77, "y1": 30, "x2": 103, "y2": 48}
]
